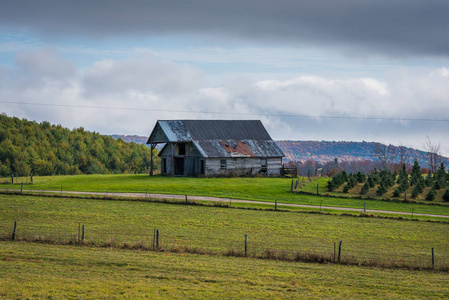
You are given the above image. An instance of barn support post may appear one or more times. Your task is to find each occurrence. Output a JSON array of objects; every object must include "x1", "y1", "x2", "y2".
[
  {"x1": 171, "y1": 143, "x2": 175, "y2": 176},
  {"x1": 150, "y1": 143, "x2": 156, "y2": 176}
]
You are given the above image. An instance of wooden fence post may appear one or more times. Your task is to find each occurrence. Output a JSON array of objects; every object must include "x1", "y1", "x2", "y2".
[
  {"x1": 244, "y1": 234, "x2": 248, "y2": 256},
  {"x1": 275, "y1": 199, "x2": 277, "y2": 211},
  {"x1": 156, "y1": 229, "x2": 160, "y2": 249},
  {"x1": 432, "y1": 248, "x2": 435, "y2": 269},
  {"x1": 81, "y1": 224, "x2": 85, "y2": 243},
  {"x1": 21, "y1": 182, "x2": 24, "y2": 194},
  {"x1": 338, "y1": 240, "x2": 342, "y2": 263},
  {"x1": 12, "y1": 221, "x2": 17, "y2": 240},
  {"x1": 185, "y1": 195, "x2": 188, "y2": 204},
  {"x1": 290, "y1": 180, "x2": 294, "y2": 192}
]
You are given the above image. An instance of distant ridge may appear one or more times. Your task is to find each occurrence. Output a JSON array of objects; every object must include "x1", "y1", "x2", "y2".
[
  {"x1": 111, "y1": 135, "x2": 449, "y2": 166},
  {"x1": 110, "y1": 135, "x2": 148, "y2": 144},
  {"x1": 276, "y1": 140, "x2": 449, "y2": 167}
]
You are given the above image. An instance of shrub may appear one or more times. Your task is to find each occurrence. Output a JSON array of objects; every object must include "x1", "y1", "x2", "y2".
[{"x1": 392, "y1": 188, "x2": 402, "y2": 198}]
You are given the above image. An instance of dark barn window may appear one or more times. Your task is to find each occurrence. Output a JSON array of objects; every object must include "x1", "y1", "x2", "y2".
[
  {"x1": 261, "y1": 159, "x2": 268, "y2": 173},
  {"x1": 220, "y1": 159, "x2": 227, "y2": 169},
  {"x1": 178, "y1": 143, "x2": 186, "y2": 155}
]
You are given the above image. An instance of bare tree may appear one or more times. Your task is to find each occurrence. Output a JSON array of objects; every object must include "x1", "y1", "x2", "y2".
[
  {"x1": 423, "y1": 136, "x2": 442, "y2": 173},
  {"x1": 373, "y1": 142, "x2": 397, "y2": 170}
]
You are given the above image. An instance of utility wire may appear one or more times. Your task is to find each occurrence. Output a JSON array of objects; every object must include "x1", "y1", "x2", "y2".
[{"x1": 1, "y1": 100, "x2": 448, "y2": 122}]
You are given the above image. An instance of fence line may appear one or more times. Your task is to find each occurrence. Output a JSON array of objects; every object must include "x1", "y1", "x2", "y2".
[{"x1": 1, "y1": 220, "x2": 447, "y2": 271}]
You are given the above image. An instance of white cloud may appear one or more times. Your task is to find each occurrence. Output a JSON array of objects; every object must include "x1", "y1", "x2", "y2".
[
  {"x1": 1, "y1": 50, "x2": 448, "y2": 155},
  {"x1": 436, "y1": 67, "x2": 449, "y2": 78}
]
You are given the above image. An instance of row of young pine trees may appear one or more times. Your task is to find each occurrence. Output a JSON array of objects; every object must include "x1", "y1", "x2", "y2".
[{"x1": 327, "y1": 161, "x2": 449, "y2": 201}]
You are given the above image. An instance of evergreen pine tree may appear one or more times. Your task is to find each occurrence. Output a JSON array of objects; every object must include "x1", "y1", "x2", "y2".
[
  {"x1": 361, "y1": 182, "x2": 369, "y2": 195},
  {"x1": 434, "y1": 163, "x2": 447, "y2": 190},
  {"x1": 376, "y1": 183, "x2": 387, "y2": 196},
  {"x1": 425, "y1": 189, "x2": 436, "y2": 201},
  {"x1": 443, "y1": 188, "x2": 449, "y2": 202},
  {"x1": 411, "y1": 186, "x2": 420, "y2": 199},
  {"x1": 410, "y1": 160, "x2": 422, "y2": 186},
  {"x1": 393, "y1": 187, "x2": 402, "y2": 198},
  {"x1": 368, "y1": 176, "x2": 375, "y2": 188}
]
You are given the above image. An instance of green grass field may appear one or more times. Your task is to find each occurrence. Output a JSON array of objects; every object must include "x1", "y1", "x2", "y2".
[
  {"x1": 1, "y1": 194, "x2": 448, "y2": 269},
  {"x1": 1, "y1": 242, "x2": 448, "y2": 299},
  {"x1": 2, "y1": 174, "x2": 449, "y2": 217}
]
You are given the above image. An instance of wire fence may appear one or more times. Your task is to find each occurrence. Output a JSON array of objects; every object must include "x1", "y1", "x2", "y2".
[{"x1": 2, "y1": 220, "x2": 447, "y2": 271}]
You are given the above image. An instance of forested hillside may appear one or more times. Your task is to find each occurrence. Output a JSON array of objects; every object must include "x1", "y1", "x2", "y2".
[{"x1": 0, "y1": 114, "x2": 159, "y2": 177}]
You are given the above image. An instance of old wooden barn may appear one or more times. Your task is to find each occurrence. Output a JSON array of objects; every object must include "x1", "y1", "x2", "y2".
[{"x1": 146, "y1": 120, "x2": 285, "y2": 176}]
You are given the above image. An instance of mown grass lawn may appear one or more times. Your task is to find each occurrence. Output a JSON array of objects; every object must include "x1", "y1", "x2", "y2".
[
  {"x1": 1, "y1": 242, "x2": 448, "y2": 299},
  {"x1": 2, "y1": 174, "x2": 449, "y2": 216},
  {"x1": 1, "y1": 194, "x2": 448, "y2": 268}
]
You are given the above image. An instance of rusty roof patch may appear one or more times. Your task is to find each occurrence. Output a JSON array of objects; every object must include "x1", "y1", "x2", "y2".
[{"x1": 220, "y1": 140, "x2": 255, "y2": 157}]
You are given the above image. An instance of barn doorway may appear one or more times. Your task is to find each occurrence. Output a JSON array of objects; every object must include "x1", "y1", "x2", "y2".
[
  {"x1": 162, "y1": 158, "x2": 167, "y2": 174},
  {"x1": 200, "y1": 160, "x2": 205, "y2": 175},
  {"x1": 174, "y1": 157, "x2": 184, "y2": 175}
]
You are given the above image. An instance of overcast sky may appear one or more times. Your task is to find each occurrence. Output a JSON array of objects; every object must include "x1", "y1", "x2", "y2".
[{"x1": 1, "y1": 0, "x2": 448, "y2": 156}]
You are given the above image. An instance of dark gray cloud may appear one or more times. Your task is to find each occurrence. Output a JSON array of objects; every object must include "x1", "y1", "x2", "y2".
[{"x1": 1, "y1": 0, "x2": 449, "y2": 57}]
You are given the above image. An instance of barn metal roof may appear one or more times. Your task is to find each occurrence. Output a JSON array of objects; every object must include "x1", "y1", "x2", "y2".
[{"x1": 147, "y1": 120, "x2": 284, "y2": 158}]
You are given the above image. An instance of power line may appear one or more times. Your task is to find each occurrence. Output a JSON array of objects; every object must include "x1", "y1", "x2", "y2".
[{"x1": 1, "y1": 100, "x2": 448, "y2": 122}]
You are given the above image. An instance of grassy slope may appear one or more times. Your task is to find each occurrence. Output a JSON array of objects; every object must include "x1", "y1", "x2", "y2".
[
  {"x1": 1, "y1": 242, "x2": 448, "y2": 299},
  {"x1": 2, "y1": 174, "x2": 449, "y2": 216},
  {"x1": 1, "y1": 194, "x2": 448, "y2": 267}
]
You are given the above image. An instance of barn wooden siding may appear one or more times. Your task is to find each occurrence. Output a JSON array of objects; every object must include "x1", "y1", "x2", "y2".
[{"x1": 205, "y1": 157, "x2": 282, "y2": 176}]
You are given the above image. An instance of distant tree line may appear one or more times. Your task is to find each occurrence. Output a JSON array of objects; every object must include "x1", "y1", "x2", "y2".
[{"x1": 0, "y1": 114, "x2": 160, "y2": 177}]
